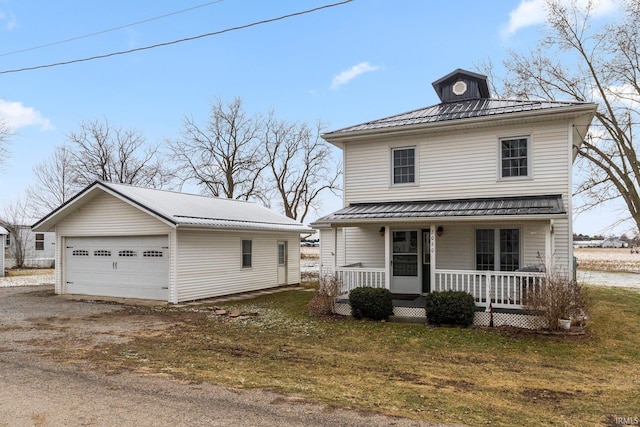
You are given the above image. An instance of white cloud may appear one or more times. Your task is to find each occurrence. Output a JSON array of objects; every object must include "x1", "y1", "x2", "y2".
[
  {"x1": 0, "y1": 11, "x2": 17, "y2": 31},
  {"x1": 0, "y1": 99, "x2": 53, "y2": 131},
  {"x1": 501, "y1": 0, "x2": 619, "y2": 38},
  {"x1": 330, "y1": 62, "x2": 380, "y2": 90}
]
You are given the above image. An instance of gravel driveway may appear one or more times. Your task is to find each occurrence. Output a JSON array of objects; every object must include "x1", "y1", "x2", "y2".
[{"x1": 0, "y1": 284, "x2": 458, "y2": 427}]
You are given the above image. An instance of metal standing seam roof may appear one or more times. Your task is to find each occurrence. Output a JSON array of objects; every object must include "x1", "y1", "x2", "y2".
[
  {"x1": 33, "y1": 181, "x2": 312, "y2": 234},
  {"x1": 313, "y1": 195, "x2": 566, "y2": 224},
  {"x1": 325, "y1": 99, "x2": 593, "y2": 135}
]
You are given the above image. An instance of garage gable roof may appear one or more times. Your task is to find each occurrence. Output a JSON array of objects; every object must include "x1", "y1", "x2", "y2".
[{"x1": 33, "y1": 181, "x2": 311, "y2": 233}]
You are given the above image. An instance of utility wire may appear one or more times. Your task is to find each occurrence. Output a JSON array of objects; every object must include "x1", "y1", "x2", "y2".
[
  {"x1": 0, "y1": 1, "x2": 225, "y2": 57},
  {"x1": 0, "y1": 0, "x2": 353, "y2": 75}
]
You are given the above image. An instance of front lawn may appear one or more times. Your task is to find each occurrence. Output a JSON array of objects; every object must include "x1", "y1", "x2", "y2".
[{"x1": 91, "y1": 286, "x2": 640, "y2": 426}]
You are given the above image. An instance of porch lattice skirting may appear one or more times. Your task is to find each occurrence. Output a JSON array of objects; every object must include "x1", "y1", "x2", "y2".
[{"x1": 333, "y1": 302, "x2": 544, "y2": 330}]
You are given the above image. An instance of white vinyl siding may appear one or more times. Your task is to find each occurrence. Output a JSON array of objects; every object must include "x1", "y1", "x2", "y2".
[
  {"x1": 343, "y1": 226, "x2": 385, "y2": 268},
  {"x1": 56, "y1": 192, "x2": 172, "y2": 237},
  {"x1": 343, "y1": 121, "x2": 570, "y2": 204},
  {"x1": 175, "y1": 230, "x2": 300, "y2": 302}
]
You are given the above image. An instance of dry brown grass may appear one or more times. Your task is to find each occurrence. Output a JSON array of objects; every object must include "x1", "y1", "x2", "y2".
[
  {"x1": 80, "y1": 286, "x2": 640, "y2": 427},
  {"x1": 574, "y1": 248, "x2": 640, "y2": 272}
]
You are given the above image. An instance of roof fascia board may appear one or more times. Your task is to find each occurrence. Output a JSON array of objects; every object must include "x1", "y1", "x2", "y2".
[
  {"x1": 32, "y1": 181, "x2": 104, "y2": 231},
  {"x1": 323, "y1": 104, "x2": 597, "y2": 145},
  {"x1": 175, "y1": 223, "x2": 312, "y2": 234}
]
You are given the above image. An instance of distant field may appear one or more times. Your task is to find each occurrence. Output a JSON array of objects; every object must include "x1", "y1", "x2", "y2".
[
  {"x1": 302, "y1": 246, "x2": 639, "y2": 272},
  {"x1": 574, "y1": 247, "x2": 640, "y2": 272},
  {"x1": 300, "y1": 246, "x2": 319, "y2": 259}
]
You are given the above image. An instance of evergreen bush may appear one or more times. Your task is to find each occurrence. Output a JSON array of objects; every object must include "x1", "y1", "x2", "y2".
[
  {"x1": 424, "y1": 290, "x2": 476, "y2": 326},
  {"x1": 348, "y1": 287, "x2": 394, "y2": 321}
]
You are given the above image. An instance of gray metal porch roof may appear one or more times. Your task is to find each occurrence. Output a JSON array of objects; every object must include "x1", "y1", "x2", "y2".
[{"x1": 312, "y1": 194, "x2": 565, "y2": 225}]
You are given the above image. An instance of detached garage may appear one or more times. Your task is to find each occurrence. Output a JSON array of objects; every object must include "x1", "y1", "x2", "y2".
[{"x1": 32, "y1": 181, "x2": 311, "y2": 303}]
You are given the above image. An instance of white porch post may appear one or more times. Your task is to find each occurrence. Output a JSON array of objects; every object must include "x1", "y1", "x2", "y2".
[
  {"x1": 384, "y1": 225, "x2": 391, "y2": 290},
  {"x1": 430, "y1": 224, "x2": 436, "y2": 290},
  {"x1": 544, "y1": 219, "x2": 555, "y2": 267},
  {"x1": 332, "y1": 226, "x2": 338, "y2": 271}
]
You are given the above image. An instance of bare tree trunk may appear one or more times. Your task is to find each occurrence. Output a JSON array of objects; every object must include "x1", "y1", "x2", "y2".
[{"x1": 264, "y1": 115, "x2": 341, "y2": 221}]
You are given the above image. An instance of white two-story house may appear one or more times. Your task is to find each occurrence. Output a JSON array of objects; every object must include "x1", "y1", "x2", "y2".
[{"x1": 311, "y1": 69, "x2": 596, "y2": 324}]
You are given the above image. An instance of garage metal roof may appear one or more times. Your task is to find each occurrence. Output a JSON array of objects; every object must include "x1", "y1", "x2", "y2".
[
  {"x1": 325, "y1": 99, "x2": 591, "y2": 136},
  {"x1": 33, "y1": 181, "x2": 312, "y2": 234},
  {"x1": 312, "y1": 194, "x2": 565, "y2": 225}
]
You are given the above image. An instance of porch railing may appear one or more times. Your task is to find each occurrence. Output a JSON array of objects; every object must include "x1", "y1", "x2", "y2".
[
  {"x1": 331, "y1": 266, "x2": 545, "y2": 310},
  {"x1": 434, "y1": 269, "x2": 545, "y2": 310},
  {"x1": 334, "y1": 266, "x2": 385, "y2": 295}
]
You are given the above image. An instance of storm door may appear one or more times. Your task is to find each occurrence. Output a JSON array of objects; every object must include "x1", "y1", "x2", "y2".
[{"x1": 391, "y1": 230, "x2": 420, "y2": 294}]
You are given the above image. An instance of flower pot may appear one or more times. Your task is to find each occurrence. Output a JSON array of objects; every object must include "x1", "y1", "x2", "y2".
[{"x1": 558, "y1": 318, "x2": 571, "y2": 330}]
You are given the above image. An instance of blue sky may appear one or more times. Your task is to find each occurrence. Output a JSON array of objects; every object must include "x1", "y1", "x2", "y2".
[{"x1": 0, "y1": 0, "x2": 628, "y2": 235}]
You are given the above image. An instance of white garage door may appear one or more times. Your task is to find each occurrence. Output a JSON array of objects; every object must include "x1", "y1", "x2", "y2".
[{"x1": 65, "y1": 236, "x2": 169, "y2": 300}]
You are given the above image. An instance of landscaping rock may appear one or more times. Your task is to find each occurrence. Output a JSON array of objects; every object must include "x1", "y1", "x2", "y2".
[
  {"x1": 214, "y1": 309, "x2": 227, "y2": 316},
  {"x1": 229, "y1": 309, "x2": 241, "y2": 318}
]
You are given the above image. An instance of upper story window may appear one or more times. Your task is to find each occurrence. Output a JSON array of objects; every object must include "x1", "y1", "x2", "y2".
[
  {"x1": 500, "y1": 137, "x2": 529, "y2": 178},
  {"x1": 392, "y1": 147, "x2": 416, "y2": 184},
  {"x1": 5, "y1": 233, "x2": 10, "y2": 247},
  {"x1": 35, "y1": 233, "x2": 45, "y2": 251}
]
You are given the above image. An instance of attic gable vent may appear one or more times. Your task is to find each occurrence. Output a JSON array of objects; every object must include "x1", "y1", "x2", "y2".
[
  {"x1": 452, "y1": 80, "x2": 467, "y2": 96},
  {"x1": 432, "y1": 68, "x2": 491, "y2": 103}
]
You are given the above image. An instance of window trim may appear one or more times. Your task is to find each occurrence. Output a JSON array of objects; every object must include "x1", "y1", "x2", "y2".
[
  {"x1": 4, "y1": 233, "x2": 9, "y2": 247},
  {"x1": 241, "y1": 239, "x2": 252, "y2": 268},
  {"x1": 498, "y1": 136, "x2": 531, "y2": 180},
  {"x1": 475, "y1": 227, "x2": 521, "y2": 271},
  {"x1": 390, "y1": 146, "x2": 418, "y2": 186}
]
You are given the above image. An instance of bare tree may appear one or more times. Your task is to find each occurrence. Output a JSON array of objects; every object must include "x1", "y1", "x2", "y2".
[
  {"x1": 492, "y1": 0, "x2": 640, "y2": 231},
  {"x1": 68, "y1": 118, "x2": 175, "y2": 189},
  {"x1": 170, "y1": 97, "x2": 266, "y2": 200},
  {"x1": 0, "y1": 117, "x2": 12, "y2": 167},
  {"x1": 26, "y1": 145, "x2": 77, "y2": 216},
  {"x1": 1, "y1": 198, "x2": 32, "y2": 268},
  {"x1": 264, "y1": 115, "x2": 341, "y2": 221}
]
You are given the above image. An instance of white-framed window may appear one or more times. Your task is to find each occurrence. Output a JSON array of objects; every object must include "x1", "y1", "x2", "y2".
[
  {"x1": 5, "y1": 233, "x2": 10, "y2": 247},
  {"x1": 72, "y1": 250, "x2": 89, "y2": 257},
  {"x1": 392, "y1": 147, "x2": 416, "y2": 185},
  {"x1": 35, "y1": 233, "x2": 45, "y2": 251},
  {"x1": 119, "y1": 250, "x2": 137, "y2": 257},
  {"x1": 94, "y1": 250, "x2": 112, "y2": 257},
  {"x1": 475, "y1": 228, "x2": 520, "y2": 271},
  {"x1": 242, "y1": 240, "x2": 252, "y2": 268},
  {"x1": 500, "y1": 136, "x2": 530, "y2": 178}
]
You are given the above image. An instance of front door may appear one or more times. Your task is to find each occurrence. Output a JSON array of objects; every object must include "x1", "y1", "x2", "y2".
[
  {"x1": 422, "y1": 229, "x2": 431, "y2": 293},
  {"x1": 391, "y1": 230, "x2": 420, "y2": 294},
  {"x1": 277, "y1": 241, "x2": 287, "y2": 285}
]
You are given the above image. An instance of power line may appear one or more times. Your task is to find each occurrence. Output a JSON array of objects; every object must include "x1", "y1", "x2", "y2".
[
  {"x1": 0, "y1": 0, "x2": 353, "y2": 75},
  {"x1": 0, "y1": 1, "x2": 225, "y2": 58}
]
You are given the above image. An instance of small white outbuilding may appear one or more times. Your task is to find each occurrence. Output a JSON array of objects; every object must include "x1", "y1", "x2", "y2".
[
  {"x1": 32, "y1": 181, "x2": 311, "y2": 303},
  {"x1": 0, "y1": 226, "x2": 7, "y2": 277}
]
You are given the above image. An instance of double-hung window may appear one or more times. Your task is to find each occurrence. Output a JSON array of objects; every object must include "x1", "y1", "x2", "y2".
[
  {"x1": 35, "y1": 233, "x2": 45, "y2": 251},
  {"x1": 476, "y1": 228, "x2": 520, "y2": 271},
  {"x1": 241, "y1": 240, "x2": 252, "y2": 268},
  {"x1": 500, "y1": 137, "x2": 529, "y2": 178},
  {"x1": 392, "y1": 147, "x2": 415, "y2": 184}
]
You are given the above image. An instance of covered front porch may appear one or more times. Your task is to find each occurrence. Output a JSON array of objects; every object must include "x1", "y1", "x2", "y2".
[{"x1": 313, "y1": 195, "x2": 570, "y2": 316}]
